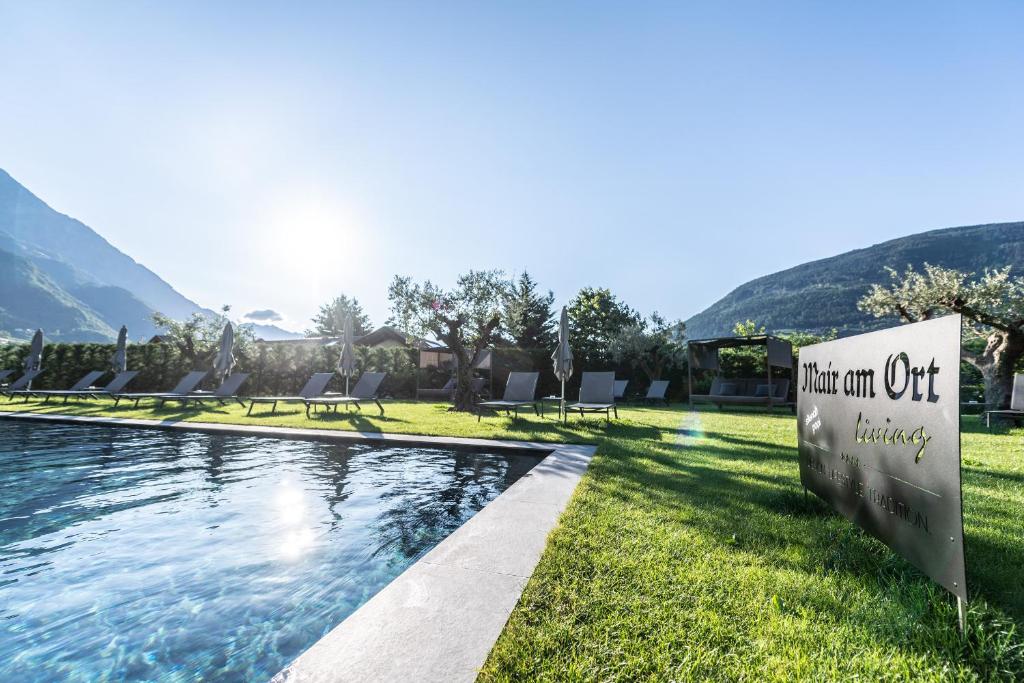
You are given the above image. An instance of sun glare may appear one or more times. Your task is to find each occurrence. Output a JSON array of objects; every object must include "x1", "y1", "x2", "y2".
[{"x1": 260, "y1": 191, "x2": 366, "y2": 291}]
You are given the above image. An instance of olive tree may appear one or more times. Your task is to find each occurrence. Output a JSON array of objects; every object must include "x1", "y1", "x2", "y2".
[
  {"x1": 151, "y1": 305, "x2": 255, "y2": 370},
  {"x1": 387, "y1": 270, "x2": 510, "y2": 411},
  {"x1": 858, "y1": 264, "x2": 1024, "y2": 408},
  {"x1": 611, "y1": 313, "x2": 686, "y2": 382}
]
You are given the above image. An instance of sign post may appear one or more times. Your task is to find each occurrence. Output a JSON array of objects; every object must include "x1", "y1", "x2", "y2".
[{"x1": 797, "y1": 315, "x2": 967, "y2": 628}]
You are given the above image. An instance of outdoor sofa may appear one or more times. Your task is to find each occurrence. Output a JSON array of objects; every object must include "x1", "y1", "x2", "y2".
[
  {"x1": 689, "y1": 376, "x2": 792, "y2": 409},
  {"x1": 247, "y1": 372, "x2": 334, "y2": 416},
  {"x1": 304, "y1": 372, "x2": 387, "y2": 417},
  {"x1": 565, "y1": 371, "x2": 618, "y2": 423},
  {"x1": 476, "y1": 371, "x2": 540, "y2": 421}
]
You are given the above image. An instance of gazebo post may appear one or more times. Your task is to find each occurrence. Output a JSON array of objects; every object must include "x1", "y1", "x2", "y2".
[{"x1": 687, "y1": 346, "x2": 694, "y2": 407}]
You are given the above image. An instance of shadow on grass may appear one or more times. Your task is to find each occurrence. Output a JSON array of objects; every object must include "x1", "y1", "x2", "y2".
[{"x1": 584, "y1": 433, "x2": 1024, "y2": 675}]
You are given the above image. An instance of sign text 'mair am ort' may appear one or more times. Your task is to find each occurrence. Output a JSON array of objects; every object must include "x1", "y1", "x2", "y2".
[{"x1": 797, "y1": 314, "x2": 967, "y2": 602}]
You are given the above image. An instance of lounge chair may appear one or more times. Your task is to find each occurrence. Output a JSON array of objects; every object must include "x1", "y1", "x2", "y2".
[
  {"x1": 985, "y1": 374, "x2": 1024, "y2": 428},
  {"x1": 2, "y1": 369, "x2": 43, "y2": 396},
  {"x1": 247, "y1": 372, "x2": 334, "y2": 416},
  {"x1": 304, "y1": 372, "x2": 387, "y2": 417},
  {"x1": 613, "y1": 379, "x2": 628, "y2": 402},
  {"x1": 641, "y1": 380, "x2": 670, "y2": 405},
  {"x1": 476, "y1": 372, "x2": 540, "y2": 421},
  {"x1": 417, "y1": 377, "x2": 455, "y2": 401},
  {"x1": 417, "y1": 377, "x2": 487, "y2": 402},
  {"x1": 40, "y1": 371, "x2": 140, "y2": 402},
  {"x1": 0, "y1": 370, "x2": 13, "y2": 386},
  {"x1": 157, "y1": 373, "x2": 250, "y2": 408},
  {"x1": 564, "y1": 372, "x2": 618, "y2": 423},
  {"x1": 9, "y1": 370, "x2": 106, "y2": 402},
  {"x1": 112, "y1": 371, "x2": 209, "y2": 408}
]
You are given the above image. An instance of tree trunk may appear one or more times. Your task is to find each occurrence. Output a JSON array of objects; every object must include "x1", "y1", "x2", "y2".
[
  {"x1": 436, "y1": 315, "x2": 499, "y2": 412},
  {"x1": 966, "y1": 330, "x2": 1024, "y2": 409}
]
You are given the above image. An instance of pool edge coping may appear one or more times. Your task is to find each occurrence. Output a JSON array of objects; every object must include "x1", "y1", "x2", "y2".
[{"x1": 0, "y1": 410, "x2": 596, "y2": 683}]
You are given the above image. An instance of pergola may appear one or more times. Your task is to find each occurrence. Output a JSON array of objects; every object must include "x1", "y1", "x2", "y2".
[{"x1": 687, "y1": 335, "x2": 794, "y2": 407}]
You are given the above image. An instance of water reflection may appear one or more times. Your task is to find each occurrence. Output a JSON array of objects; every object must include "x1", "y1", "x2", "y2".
[{"x1": 0, "y1": 422, "x2": 543, "y2": 682}]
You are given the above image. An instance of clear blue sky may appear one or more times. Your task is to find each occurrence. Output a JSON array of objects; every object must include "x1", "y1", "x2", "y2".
[{"x1": 2, "y1": 2, "x2": 1022, "y2": 332}]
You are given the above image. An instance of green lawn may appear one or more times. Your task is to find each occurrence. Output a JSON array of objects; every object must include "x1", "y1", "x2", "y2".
[{"x1": 4, "y1": 398, "x2": 1022, "y2": 680}]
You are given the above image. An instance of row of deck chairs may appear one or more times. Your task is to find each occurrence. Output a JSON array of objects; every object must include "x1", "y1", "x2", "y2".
[
  {"x1": 477, "y1": 371, "x2": 671, "y2": 423},
  {"x1": 2, "y1": 369, "x2": 388, "y2": 417}
]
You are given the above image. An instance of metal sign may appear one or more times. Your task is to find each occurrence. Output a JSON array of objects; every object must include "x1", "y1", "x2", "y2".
[{"x1": 797, "y1": 315, "x2": 966, "y2": 603}]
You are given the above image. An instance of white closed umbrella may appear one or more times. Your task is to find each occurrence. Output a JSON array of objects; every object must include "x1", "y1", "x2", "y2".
[
  {"x1": 213, "y1": 323, "x2": 235, "y2": 384},
  {"x1": 551, "y1": 307, "x2": 573, "y2": 415},
  {"x1": 111, "y1": 326, "x2": 128, "y2": 373},
  {"x1": 338, "y1": 314, "x2": 356, "y2": 395}
]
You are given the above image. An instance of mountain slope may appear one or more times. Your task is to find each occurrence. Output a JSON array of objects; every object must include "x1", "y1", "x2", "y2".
[
  {"x1": 0, "y1": 248, "x2": 115, "y2": 341},
  {"x1": 0, "y1": 169, "x2": 210, "y2": 341},
  {"x1": 685, "y1": 221, "x2": 1024, "y2": 339},
  {"x1": 0, "y1": 168, "x2": 206, "y2": 321}
]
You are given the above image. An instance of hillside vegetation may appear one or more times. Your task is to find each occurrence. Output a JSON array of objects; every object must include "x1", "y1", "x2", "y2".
[
  {"x1": 686, "y1": 222, "x2": 1024, "y2": 339},
  {"x1": 0, "y1": 168, "x2": 207, "y2": 341}
]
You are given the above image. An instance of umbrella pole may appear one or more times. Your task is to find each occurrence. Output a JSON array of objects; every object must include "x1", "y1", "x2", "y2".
[{"x1": 560, "y1": 378, "x2": 565, "y2": 419}]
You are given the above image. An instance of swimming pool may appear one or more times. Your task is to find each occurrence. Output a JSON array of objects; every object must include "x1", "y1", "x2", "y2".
[{"x1": 0, "y1": 421, "x2": 544, "y2": 681}]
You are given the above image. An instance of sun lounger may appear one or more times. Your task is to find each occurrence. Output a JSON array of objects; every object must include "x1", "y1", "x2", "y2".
[
  {"x1": 476, "y1": 372, "x2": 540, "y2": 421},
  {"x1": 157, "y1": 373, "x2": 250, "y2": 408},
  {"x1": 565, "y1": 372, "x2": 618, "y2": 423},
  {"x1": 112, "y1": 371, "x2": 208, "y2": 408},
  {"x1": 2, "y1": 369, "x2": 43, "y2": 396},
  {"x1": 641, "y1": 380, "x2": 670, "y2": 405},
  {"x1": 0, "y1": 370, "x2": 13, "y2": 386},
  {"x1": 614, "y1": 379, "x2": 628, "y2": 402},
  {"x1": 9, "y1": 370, "x2": 106, "y2": 402},
  {"x1": 985, "y1": 374, "x2": 1024, "y2": 428},
  {"x1": 31, "y1": 371, "x2": 140, "y2": 403},
  {"x1": 304, "y1": 372, "x2": 387, "y2": 417},
  {"x1": 417, "y1": 377, "x2": 455, "y2": 401},
  {"x1": 247, "y1": 373, "x2": 334, "y2": 416}
]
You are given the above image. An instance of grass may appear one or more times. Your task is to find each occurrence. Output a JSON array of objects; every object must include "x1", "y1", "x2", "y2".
[{"x1": 3, "y1": 397, "x2": 1022, "y2": 680}]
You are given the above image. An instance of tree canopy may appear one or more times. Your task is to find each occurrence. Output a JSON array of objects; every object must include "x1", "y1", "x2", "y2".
[
  {"x1": 859, "y1": 264, "x2": 1024, "y2": 407},
  {"x1": 611, "y1": 313, "x2": 686, "y2": 382},
  {"x1": 387, "y1": 270, "x2": 511, "y2": 410},
  {"x1": 152, "y1": 305, "x2": 254, "y2": 366},
  {"x1": 567, "y1": 287, "x2": 642, "y2": 369},
  {"x1": 306, "y1": 294, "x2": 372, "y2": 337},
  {"x1": 502, "y1": 272, "x2": 556, "y2": 350}
]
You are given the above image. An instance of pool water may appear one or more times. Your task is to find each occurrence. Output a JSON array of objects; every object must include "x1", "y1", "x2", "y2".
[{"x1": 0, "y1": 421, "x2": 543, "y2": 681}]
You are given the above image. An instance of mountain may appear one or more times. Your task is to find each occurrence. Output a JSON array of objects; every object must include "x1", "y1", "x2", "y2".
[
  {"x1": 685, "y1": 221, "x2": 1024, "y2": 339},
  {"x1": 0, "y1": 168, "x2": 209, "y2": 341},
  {"x1": 241, "y1": 323, "x2": 304, "y2": 341}
]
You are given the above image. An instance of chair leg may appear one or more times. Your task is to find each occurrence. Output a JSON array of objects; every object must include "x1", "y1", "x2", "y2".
[
  {"x1": 375, "y1": 399, "x2": 384, "y2": 416},
  {"x1": 613, "y1": 405, "x2": 618, "y2": 419},
  {"x1": 305, "y1": 403, "x2": 311, "y2": 418},
  {"x1": 246, "y1": 401, "x2": 255, "y2": 416},
  {"x1": 271, "y1": 401, "x2": 278, "y2": 414}
]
